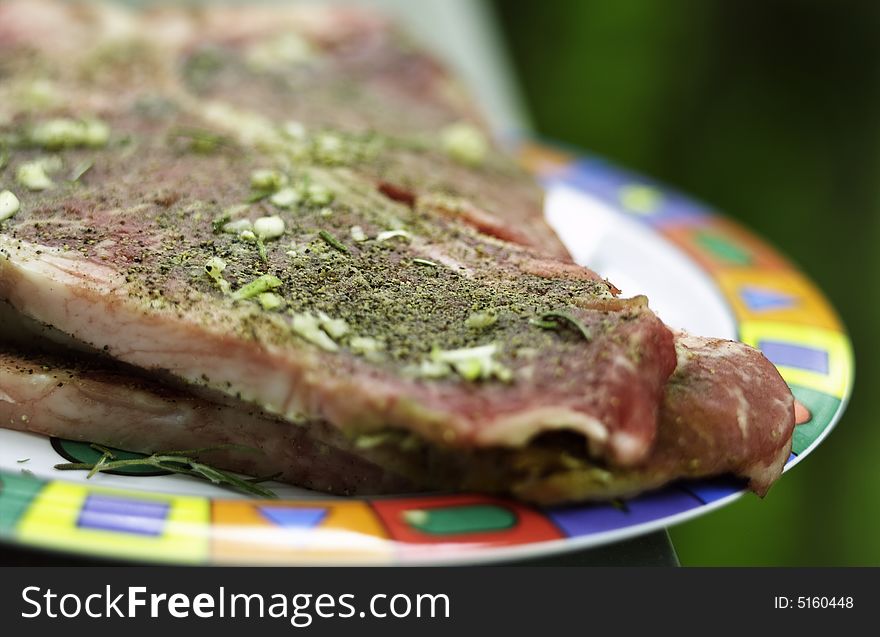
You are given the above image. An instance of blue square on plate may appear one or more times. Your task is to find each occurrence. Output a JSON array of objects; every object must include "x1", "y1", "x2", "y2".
[{"x1": 77, "y1": 494, "x2": 169, "y2": 536}]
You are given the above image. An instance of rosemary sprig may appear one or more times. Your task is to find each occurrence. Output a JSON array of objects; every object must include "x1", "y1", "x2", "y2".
[
  {"x1": 54, "y1": 444, "x2": 277, "y2": 498},
  {"x1": 530, "y1": 311, "x2": 593, "y2": 341}
]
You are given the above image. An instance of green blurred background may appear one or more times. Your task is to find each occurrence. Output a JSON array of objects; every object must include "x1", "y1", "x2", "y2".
[{"x1": 493, "y1": 0, "x2": 878, "y2": 565}]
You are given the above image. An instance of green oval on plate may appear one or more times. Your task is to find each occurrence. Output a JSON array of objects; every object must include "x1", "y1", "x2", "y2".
[{"x1": 402, "y1": 505, "x2": 517, "y2": 535}]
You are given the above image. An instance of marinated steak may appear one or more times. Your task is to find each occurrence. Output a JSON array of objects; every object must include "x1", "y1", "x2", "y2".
[
  {"x1": 0, "y1": 0, "x2": 676, "y2": 472},
  {"x1": 0, "y1": 346, "x2": 410, "y2": 496},
  {"x1": 0, "y1": 299, "x2": 793, "y2": 502},
  {"x1": 0, "y1": 0, "x2": 796, "y2": 504}
]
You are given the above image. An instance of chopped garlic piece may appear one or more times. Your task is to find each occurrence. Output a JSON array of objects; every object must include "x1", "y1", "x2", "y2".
[
  {"x1": 257, "y1": 292, "x2": 285, "y2": 311},
  {"x1": 250, "y1": 169, "x2": 287, "y2": 191},
  {"x1": 247, "y1": 33, "x2": 313, "y2": 71},
  {"x1": 440, "y1": 122, "x2": 488, "y2": 166},
  {"x1": 466, "y1": 311, "x2": 498, "y2": 330},
  {"x1": 0, "y1": 190, "x2": 20, "y2": 221},
  {"x1": 291, "y1": 312, "x2": 339, "y2": 352},
  {"x1": 350, "y1": 226, "x2": 367, "y2": 242},
  {"x1": 282, "y1": 121, "x2": 307, "y2": 140},
  {"x1": 254, "y1": 215, "x2": 285, "y2": 239},
  {"x1": 222, "y1": 218, "x2": 253, "y2": 234},
  {"x1": 313, "y1": 133, "x2": 346, "y2": 165},
  {"x1": 350, "y1": 336, "x2": 382, "y2": 355},
  {"x1": 304, "y1": 182, "x2": 334, "y2": 206},
  {"x1": 317, "y1": 312, "x2": 349, "y2": 339},
  {"x1": 30, "y1": 117, "x2": 110, "y2": 150},
  {"x1": 269, "y1": 187, "x2": 301, "y2": 208},
  {"x1": 376, "y1": 229, "x2": 411, "y2": 242},
  {"x1": 204, "y1": 256, "x2": 230, "y2": 294},
  {"x1": 201, "y1": 102, "x2": 280, "y2": 150},
  {"x1": 417, "y1": 360, "x2": 451, "y2": 379},
  {"x1": 16, "y1": 161, "x2": 54, "y2": 191},
  {"x1": 81, "y1": 119, "x2": 110, "y2": 147},
  {"x1": 427, "y1": 343, "x2": 512, "y2": 382}
]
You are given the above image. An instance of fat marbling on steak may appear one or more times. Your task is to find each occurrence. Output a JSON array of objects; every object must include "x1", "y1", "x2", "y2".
[{"x1": 0, "y1": 0, "x2": 677, "y2": 480}]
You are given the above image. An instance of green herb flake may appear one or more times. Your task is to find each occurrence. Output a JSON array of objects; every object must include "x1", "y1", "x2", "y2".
[
  {"x1": 170, "y1": 126, "x2": 229, "y2": 154},
  {"x1": 232, "y1": 274, "x2": 282, "y2": 301},
  {"x1": 212, "y1": 211, "x2": 232, "y2": 234},
  {"x1": 67, "y1": 160, "x2": 94, "y2": 183},
  {"x1": 318, "y1": 229, "x2": 349, "y2": 254},
  {"x1": 465, "y1": 310, "x2": 497, "y2": 330},
  {"x1": 533, "y1": 311, "x2": 593, "y2": 342},
  {"x1": 528, "y1": 318, "x2": 559, "y2": 330}
]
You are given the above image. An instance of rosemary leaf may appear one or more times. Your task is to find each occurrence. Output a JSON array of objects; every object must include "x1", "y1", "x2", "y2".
[
  {"x1": 541, "y1": 312, "x2": 593, "y2": 341},
  {"x1": 89, "y1": 443, "x2": 117, "y2": 459},
  {"x1": 87, "y1": 452, "x2": 112, "y2": 479},
  {"x1": 68, "y1": 160, "x2": 94, "y2": 183},
  {"x1": 529, "y1": 317, "x2": 559, "y2": 330},
  {"x1": 318, "y1": 229, "x2": 349, "y2": 254}
]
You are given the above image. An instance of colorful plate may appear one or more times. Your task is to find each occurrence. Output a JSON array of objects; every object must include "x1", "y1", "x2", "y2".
[{"x1": 0, "y1": 144, "x2": 853, "y2": 565}]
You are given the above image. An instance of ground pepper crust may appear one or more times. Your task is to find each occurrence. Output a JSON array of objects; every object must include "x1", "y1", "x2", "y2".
[{"x1": 0, "y1": 0, "x2": 676, "y2": 465}]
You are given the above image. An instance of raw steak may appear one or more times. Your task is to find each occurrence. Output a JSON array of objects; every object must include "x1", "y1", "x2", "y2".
[
  {"x1": 0, "y1": 0, "x2": 676, "y2": 471},
  {"x1": 0, "y1": 314, "x2": 410, "y2": 495},
  {"x1": 0, "y1": 0, "x2": 795, "y2": 504}
]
